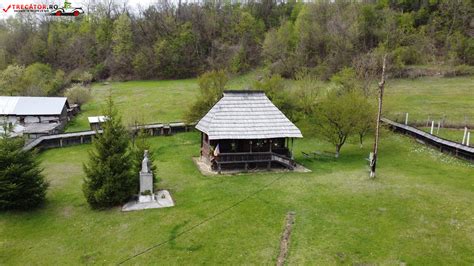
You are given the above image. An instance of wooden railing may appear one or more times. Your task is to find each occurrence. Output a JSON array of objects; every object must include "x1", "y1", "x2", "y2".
[
  {"x1": 215, "y1": 151, "x2": 295, "y2": 170},
  {"x1": 382, "y1": 118, "x2": 474, "y2": 162},
  {"x1": 23, "y1": 122, "x2": 195, "y2": 151}
]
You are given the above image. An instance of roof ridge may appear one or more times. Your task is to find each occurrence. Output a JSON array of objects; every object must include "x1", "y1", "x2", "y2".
[{"x1": 223, "y1": 90, "x2": 264, "y2": 94}]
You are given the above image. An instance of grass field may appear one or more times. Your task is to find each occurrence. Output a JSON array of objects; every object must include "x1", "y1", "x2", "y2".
[
  {"x1": 384, "y1": 76, "x2": 474, "y2": 124},
  {"x1": 65, "y1": 79, "x2": 199, "y2": 132},
  {"x1": 67, "y1": 75, "x2": 473, "y2": 132},
  {"x1": 419, "y1": 127, "x2": 468, "y2": 143},
  {"x1": 65, "y1": 73, "x2": 258, "y2": 132},
  {"x1": 0, "y1": 131, "x2": 472, "y2": 264},
  {"x1": 2, "y1": 74, "x2": 472, "y2": 264}
]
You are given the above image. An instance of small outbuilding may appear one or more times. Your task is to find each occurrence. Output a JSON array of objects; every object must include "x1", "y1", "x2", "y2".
[
  {"x1": 195, "y1": 90, "x2": 303, "y2": 173},
  {"x1": 88, "y1": 116, "x2": 108, "y2": 131}
]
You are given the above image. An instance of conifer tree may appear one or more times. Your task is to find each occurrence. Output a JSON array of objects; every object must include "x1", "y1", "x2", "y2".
[
  {"x1": 0, "y1": 123, "x2": 48, "y2": 211},
  {"x1": 82, "y1": 96, "x2": 135, "y2": 208}
]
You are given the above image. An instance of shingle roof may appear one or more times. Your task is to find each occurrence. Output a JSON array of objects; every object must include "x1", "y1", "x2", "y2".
[
  {"x1": 0, "y1": 96, "x2": 68, "y2": 116},
  {"x1": 196, "y1": 91, "x2": 303, "y2": 140}
]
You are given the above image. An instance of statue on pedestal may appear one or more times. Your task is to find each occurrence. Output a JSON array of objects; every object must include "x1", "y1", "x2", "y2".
[
  {"x1": 141, "y1": 150, "x2": 151, "y2": 173},
  {"x1": 139, "y1": 150, "x2": 154, "y2": 202}
]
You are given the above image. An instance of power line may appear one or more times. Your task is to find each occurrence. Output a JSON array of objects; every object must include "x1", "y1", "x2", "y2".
[{"x1": 117, "y1": 174, "x2": 284, "y2": 264}]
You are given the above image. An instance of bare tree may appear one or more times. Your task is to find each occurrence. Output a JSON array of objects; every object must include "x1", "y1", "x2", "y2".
[{"x1": 370, "y1": 54, "x2": 386, "y2": 179}]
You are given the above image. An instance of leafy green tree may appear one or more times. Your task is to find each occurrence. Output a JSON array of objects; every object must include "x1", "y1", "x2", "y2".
[
  {"x1": 262, "y1": 21, "x2": 297, "y2": 78},
  {"x1": 253, "y1": 74, "x2": 299, "y2": 121},
  {"x1": 353, "y1": 94, "x2": 377, "y2": 148},
  {"x1": 82, "y1": 96, "x2": 135, "y2": 209},
  {"x1": 230, "y1": 12, "x2": 265, "y2": 73},
  {"x1": 330, "y1": 67, "x2": 360, "y2": 93},
  {"x1": 314, "y1": 90, "x2": 369, "y2": 158},
  {"x1": 0, "y1": 65, "x2": 25, "y2": 96},
  {"x1": 0, "y1": 123, "x2": 49, "y2": 211},
  {"x1": 155, "y1": 23, "x2": 199, "y2": 79},
  {"x1": 133, "y1": 48, "x2": 156, "y2": 79},
  {"x1": 292, "y1": 71, "x2": 321, "y2": 118},
  {"x1": 111, "y1": 13, "x2": 134, "y2": 79},
  {"x1": 186, "y1": 70, "x2": 228, "y2": 123},
  {"x1": 22, "y1": 63, "x2": 62, "y2": 96}
]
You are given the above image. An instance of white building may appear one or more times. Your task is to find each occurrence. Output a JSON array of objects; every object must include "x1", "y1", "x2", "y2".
[{"x1": 0, "y1": 96, "x2": 70, "y2": 137}]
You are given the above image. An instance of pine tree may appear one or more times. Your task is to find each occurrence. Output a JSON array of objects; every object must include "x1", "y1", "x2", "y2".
[
  {"x1": 82, "y1": 96, "x2": 135, "y2": 208},
  {"x1": 0, "y1": 123, "x2": 48, "y2": 211}
]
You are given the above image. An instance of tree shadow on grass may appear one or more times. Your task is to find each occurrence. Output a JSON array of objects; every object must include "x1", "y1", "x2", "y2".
[{"x1": 168, "y1": 220, "x2": 203, "y2": 252}]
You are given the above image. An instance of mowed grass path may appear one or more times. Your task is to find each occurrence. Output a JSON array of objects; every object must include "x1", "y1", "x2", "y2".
[
  {"x1": 0, "y1": 132, "x2": 472, "y2": 264},
  {"x1": 384, "y1": 76, "x2": 474, "y2": 124}
]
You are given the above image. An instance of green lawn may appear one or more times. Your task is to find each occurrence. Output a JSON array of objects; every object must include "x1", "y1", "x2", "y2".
[
  {"x1": 66, "y1": 75, "x2": 473, "y2": 132},
  {"x1": 65, "y1": 72, "x2": 259, "y2": 132},
  {"x1": 2, "y1": 74, "x2": 472, "y2": 264},
  {"x1": 419, "y1": 127, "x2": 468, "y2": 143},
  {"x1": 0, "y1": 131, "x2": 473, "y2": 264},
  {"x1": 384, "y1": 76, "x2": 474, "y2": 124},
  {"x1": 65, "y1": 79, "x2": 199, "y2": 132}
]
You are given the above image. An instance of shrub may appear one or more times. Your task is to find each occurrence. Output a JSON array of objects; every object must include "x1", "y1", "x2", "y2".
[
  {"x1": 443, "y1": 64, "x2": 474, "y2": 77},
  {"x1": 64, "y1": 85, "x2": 91, "y2": 106},
  {"x1": 253, "y1": 74, "x2": 299, "y2": 121},
  {"x1": 185, "y1": 70, "x2": 228, "y2": 123}
]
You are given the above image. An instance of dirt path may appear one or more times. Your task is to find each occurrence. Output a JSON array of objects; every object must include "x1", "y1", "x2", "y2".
[{"x1": 276, "y1": 211, "x2": 296, "y2": 266}]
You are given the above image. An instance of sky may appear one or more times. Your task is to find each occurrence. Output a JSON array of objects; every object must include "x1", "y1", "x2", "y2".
[{"x1": 0, "y1": 0, "x2": 157, "y2": 19}]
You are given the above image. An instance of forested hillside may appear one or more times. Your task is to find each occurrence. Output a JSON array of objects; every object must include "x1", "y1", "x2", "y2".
[{"x1": 0, "y1": 0, "x2": 473, "y2": 96}]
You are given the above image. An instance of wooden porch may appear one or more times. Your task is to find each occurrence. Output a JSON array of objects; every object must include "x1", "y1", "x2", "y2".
[{"x1": 200, "y1": 133, "x2": 296, "y2": 173}]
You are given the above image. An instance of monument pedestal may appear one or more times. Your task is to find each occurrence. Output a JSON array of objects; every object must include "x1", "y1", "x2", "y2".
[
  {"x1": 122, "y1": 190, "x2": 174, "y2": 212},
  {"x1": 122, "y1": 150, "x2": 175, "y2": 212},
  {"x1": 139, "y1": 171, "x2": 154, "y2": 203}
]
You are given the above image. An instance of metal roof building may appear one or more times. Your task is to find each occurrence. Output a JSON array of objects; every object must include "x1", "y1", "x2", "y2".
[
  {"x1": 0, "y1": 96, "x2": 69, "y2": 116},
  {"x1": 196, "y1": 91, "x2": 302, "y2": 140}
]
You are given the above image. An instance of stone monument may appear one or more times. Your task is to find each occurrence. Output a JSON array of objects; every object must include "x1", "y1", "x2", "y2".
[
  {"x1": 139, "y1": 150, "x2": 154, "y2": 203},
  {"x1": 122, "y1": 150, "x2": 175, "y2": 211}
]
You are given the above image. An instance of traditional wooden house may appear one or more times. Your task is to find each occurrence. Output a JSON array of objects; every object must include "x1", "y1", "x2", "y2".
[{"x1": 196, "y1": 90, "x2": 303, "y2": 172}]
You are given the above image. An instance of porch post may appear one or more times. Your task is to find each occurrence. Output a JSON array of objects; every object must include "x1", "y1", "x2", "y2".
[
  {"x1": 200, "y1": 133, "x2": 203, "y2": 157},
  {"x1": 291, "y1": 138, "x2": 294, "y2": 159},
  {"x1": 267, "y1": 139, "x2": 273, "y2": 170}
]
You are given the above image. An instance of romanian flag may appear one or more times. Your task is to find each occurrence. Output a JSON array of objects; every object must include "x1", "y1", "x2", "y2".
[{"x1": 213, "y1": 144, "x2": 220, "y2": 156}]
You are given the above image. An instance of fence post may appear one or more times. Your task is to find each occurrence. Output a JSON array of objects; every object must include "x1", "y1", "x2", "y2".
[
  {"x1": 462, "y1": 127, "x2": 467, "y2": 144},
  {"x1": 467, "y1": 132, "x2": 471, "y2": 146},
  {"x1": 430, "y1": 121, "x2": 434, "y2": 134},
  {"x1": 405, "y1": 113, "x2": 409, "y2": 125}
]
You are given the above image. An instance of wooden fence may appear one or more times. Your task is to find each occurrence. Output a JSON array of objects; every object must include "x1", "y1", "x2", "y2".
[
  {"x1": 381, "y1": 118, "x2": 474, "y2": 162},
  {"x1": 23, "y1": 122, "x2": 194, "y2": 151}
]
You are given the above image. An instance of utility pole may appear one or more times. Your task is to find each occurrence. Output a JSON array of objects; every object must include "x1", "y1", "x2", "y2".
[{"x1": 370, "y1": 55, "x2": 387, "y2": 179}]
